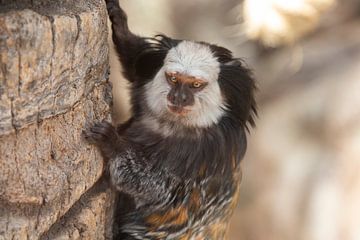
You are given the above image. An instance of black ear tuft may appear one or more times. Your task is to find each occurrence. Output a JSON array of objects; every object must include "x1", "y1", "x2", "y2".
[
  {"x1": 134, "y1": 35, "x2": 180, "y2": 81},
  {"x1": 134, "y1": 48, "x2": 168, "y2": 80},
  {"x1": 209, "y1": 44, "x2": 234, "y2": 64},
  {"x1": 219, "y1": 60, "x2": 257, "y2": 129}
]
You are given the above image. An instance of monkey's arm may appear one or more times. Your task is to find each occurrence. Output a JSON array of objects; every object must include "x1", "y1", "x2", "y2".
[
  {"x1": 106, "y1": 0, "x2": 147, "y2": 81},
  {"x1": 83, "y1": 121, "x2": 179, "y2": 205}
]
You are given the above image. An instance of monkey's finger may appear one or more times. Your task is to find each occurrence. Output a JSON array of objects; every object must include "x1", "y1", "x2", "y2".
[
  {"x1": 90, "y1": 122, "x2": 115, "y2": 135},
  {"x1": 82, "y1": 129, "x2": 100, "y2": 144}
]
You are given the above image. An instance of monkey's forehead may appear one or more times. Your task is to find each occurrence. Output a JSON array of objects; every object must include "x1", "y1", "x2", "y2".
[{"x1": 163, "y1": 41, "x2": 220, "y2": 82}]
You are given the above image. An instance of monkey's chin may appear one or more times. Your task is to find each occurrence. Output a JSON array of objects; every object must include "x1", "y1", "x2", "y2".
[{"x1": 167, "y1": 105, "x2": 191, "y2": 116}]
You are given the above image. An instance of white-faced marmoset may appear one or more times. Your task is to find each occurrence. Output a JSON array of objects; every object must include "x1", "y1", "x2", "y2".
[{"x1": 83, "y1": 0, "x2": 257, "y2": 239}]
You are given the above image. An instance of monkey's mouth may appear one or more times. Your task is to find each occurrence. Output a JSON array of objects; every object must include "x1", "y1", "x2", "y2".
[{"x1": 167, "y1": 105, "x2": 191, "y2": 115}]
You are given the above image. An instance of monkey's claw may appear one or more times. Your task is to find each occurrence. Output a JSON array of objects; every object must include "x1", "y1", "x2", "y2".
[{"x1": 82, "y1": 121, "x2": 118, "y2": 145}]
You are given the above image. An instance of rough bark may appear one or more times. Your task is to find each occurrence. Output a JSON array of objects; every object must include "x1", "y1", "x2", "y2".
[{"x1": 0, "y1": 1, "x2": 113, "y2": 239}]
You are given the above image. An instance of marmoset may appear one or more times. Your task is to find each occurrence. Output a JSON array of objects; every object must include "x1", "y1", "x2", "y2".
[{"x1": 84, "y1": 0, "x2": 256, "y2": 239}]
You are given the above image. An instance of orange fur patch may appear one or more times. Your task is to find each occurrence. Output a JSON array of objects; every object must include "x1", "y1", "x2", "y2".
[
  {"x1": 189, "y1": 188, "x2": 201, "y2": 211},
  {"x1": 178, "y1": 231, "x2": 192, "y2": 240},
  {"x1": 207, "y1": 222, "x2": 229, "y2": 239},
  {"x1": 146, "y1": 205, "x2": 189, "y2": 228}
]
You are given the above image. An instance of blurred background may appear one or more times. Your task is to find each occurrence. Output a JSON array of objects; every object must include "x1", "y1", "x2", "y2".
[{"x1": 108, "y1": 0, "x2": 360, "y2": 239}]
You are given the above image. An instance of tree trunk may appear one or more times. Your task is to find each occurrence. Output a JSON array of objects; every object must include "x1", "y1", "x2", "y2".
[{"x1": 0, "y1": 1, "x2": 113, "y2": 239}]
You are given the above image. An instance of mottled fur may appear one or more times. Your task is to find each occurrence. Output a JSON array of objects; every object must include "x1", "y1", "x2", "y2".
[{"x1": 84, "y1": 0, "x2": 256, "y2": 239}]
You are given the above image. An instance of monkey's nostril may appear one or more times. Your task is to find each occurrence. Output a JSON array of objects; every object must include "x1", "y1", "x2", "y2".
[{"x1": 181, "y1": 93, "x2": 187, "y2": 103}]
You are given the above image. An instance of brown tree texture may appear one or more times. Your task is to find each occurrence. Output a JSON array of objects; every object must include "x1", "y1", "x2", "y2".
[{"x1": 0, "y1": 1, "x2": 113, "y2": 239}]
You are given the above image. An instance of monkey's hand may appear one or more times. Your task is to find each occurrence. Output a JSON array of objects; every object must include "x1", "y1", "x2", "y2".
[
  {"x1": 83, "y1": 121, "x2": 124, "y2": 160},
  {"x1": 104, "y1": 0, "x2": 147, "y2": 82}
]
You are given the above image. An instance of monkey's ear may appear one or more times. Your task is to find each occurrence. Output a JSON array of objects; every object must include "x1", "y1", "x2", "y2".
[{"x1": 135, "y1": 49, "x2": 167, "y2": 80}]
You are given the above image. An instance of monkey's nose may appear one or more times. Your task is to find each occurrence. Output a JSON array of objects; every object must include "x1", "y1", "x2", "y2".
[
  {"x1": 180, "y1": 92, "x2": 188, "y2": 103},
  {"x1": 168, "y1": 93, "x2": 190, "y2": 106},
  {"x1": 167, "y1": 88, "x2": 194, "y2": 107},
  {"x1": 180, "y1": 90, "x2": 195, "y2": 106}
]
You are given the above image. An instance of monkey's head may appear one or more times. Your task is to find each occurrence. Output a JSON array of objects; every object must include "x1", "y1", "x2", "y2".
[{"x1": 136, "y1": 36, "x2": 256, "y2": 131}]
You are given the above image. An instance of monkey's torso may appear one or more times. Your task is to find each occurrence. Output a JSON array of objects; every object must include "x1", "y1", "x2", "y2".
[{"x1": 109, "y1": 120, "x2": 245, "y2": 240}]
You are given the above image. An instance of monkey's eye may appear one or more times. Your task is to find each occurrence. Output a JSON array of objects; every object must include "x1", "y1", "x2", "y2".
[
  {"x1": 166, "y1": 72, "x2": 178, "y2": 84},
  {"x1": 170, "y1": 76, "x2": 177, "y2": 83},
  {"x1": 192, "y1": 81, "x2": 202, "y2": 88}
]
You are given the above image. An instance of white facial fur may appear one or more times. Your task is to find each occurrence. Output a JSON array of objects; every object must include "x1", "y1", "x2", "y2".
[{"x1": 144, "y1": 41, "x2": 227, "y2": 131}]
